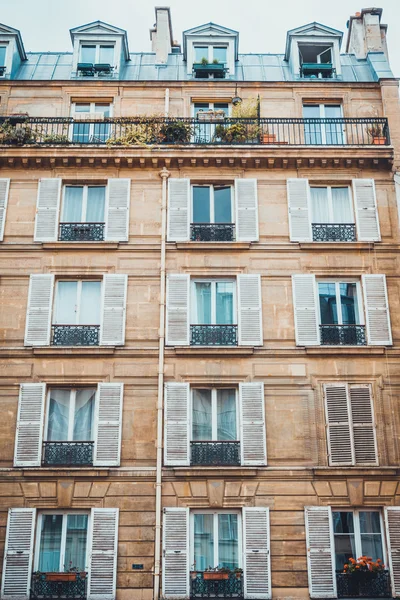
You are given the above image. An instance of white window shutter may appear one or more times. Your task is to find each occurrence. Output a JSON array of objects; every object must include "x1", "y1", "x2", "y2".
[
  {"x1": 292, "y1": 274, "x2": 319, "y2": 346},
  {"x1": 352, "y1": 179, "x2": 381, "y2": 242},
  {"x1": 14, "y1": 383, "x2": 45, "y2": 467},
  {"x1": 164, "y1": 383, "x2": 190, "y2": 466},
  {"x1": 100, "y1": 274, "x2": 128, "y2": 346},
  {"x1": 93, "y1": 383, "x2": 123, "y2": 467},
  {"x1": 166, "y1": 274, "x2": 189, "y2": 346},
  {"x1": 384, "y1": 507, "x2": 400, "y2": 597},
  {"x1": 243, "y1": 507, "x2": 271, "y2": 599},
  {"x1": 349, "y1": 385, "x2": 377, "y2": 464},
  {"x1": 237, "y1": 274, "x2": 263, "y2": 346},
  {"x1": 88, "y1": 508, "x2": 119, "y2": 600},
  {"x1": 1, "y1": 508, "x2": 36, "y2": 600},
  {"x1": 33, "y1": 178, "x2": 61, "y2": 242},
  {"x1": 105, "y1": 179, "x2": 130, "y2": 242},
  {"x1": 167, "y1": 178, "x2": 190, "y2": 242},
  {"x1": 235, "y1": 179, "x2": 259, "y2": 242},
  {"x1": 239, "y1": 382, "x2": 267, "y2": 466},
  {"x1": 362, "y1": 274, "x2": 392, "y2": 345},
  {"x1": 287, "y1": 178, "x2": 312, "y2": 242},
  {"x1": 324, "y1": 384, "x2": 353, "y2": 466},
  {"x1": 305, "y1": 506, "x2": 336, "y2": 599},
  {"x1": 0, "y1": 179, "x2": 10, "y2": 242},
  {"x1": 24, "y1": 274, "x2": 54, "y2": 346},
  {"x1": 162, "y1": 508, "x2": 189, "y2": 599}
]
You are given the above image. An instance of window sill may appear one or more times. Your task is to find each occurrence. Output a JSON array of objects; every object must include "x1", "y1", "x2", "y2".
[
  {"x1": 305, "y1": 346, "x2": 385, "y2": 355},
  {"x1": 313, "y1": 466, "x2": 397, "y2": 477},
  {"x1": 299, "y1": 242, "x2": 375, "y2": 250},
  {"x1": 174, "y1": 242, "x2": 251, "y2": 251},
  {"x1": 173, "y1": 346, "x2": 255, "y2": 356},
  {"x1": 170, "y1": 466, "x2": 259, "y2": 477},
  {"x1": 32, "y1": 346, "x2": 116, "y2": 355},
  {"x1": 21, "y1": 467, "x2": 110, "y2": 477},
  {"x1": 42, "y1": 242, "x2": 119, "y2": 250}
]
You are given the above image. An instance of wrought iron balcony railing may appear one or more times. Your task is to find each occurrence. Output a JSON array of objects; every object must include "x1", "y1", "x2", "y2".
[
  {"x1": 31, "y1": 572, "x2": 87, "y2": 600},
  {"x1": 191, "y1": 223, "x2": 235, "y2": 242},
  {"x1": 59, "y1": 222, "x2": 105, "y2": 242},
  {"x1": 320, "y1": 324, "x2": 367, "y2": 346},
  {"x1": 42, "y1": 441, "x2": 94, "y2": 466},
  {"x1": 0, "y1": 116, "x2": 390, "y2": 146},
  {"x1": 312, "y1": 223, "x2": 357, "y2": 242},
  {"x1": 51, "y1": 325, "x2": 100, "y2": 346},
  {"x1": 190, "y1": 324, "x2": 238, "y2": 346},
  {"x1": 191, "y1": 572, "x2": 243, "y2": 599},
  {"x1": 191, "y1": 441, "x2": 241, "y2": 466},
  {"x1": 336, "y1": 570, "x2": 391, "y2": 598}
]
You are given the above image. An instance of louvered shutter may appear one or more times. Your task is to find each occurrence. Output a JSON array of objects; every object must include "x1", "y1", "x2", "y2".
[
  {"x1": 287, "y1": 178, "x2": 312, "y2": 242},
  {"x1": 88, "y1": 508, "x2": 119, "y2": 600},
  {"x1": 324, "y1": 384, "x2": 353, "y2": 466},
  {"x1": 166, "y1": 274, "x2": 189, "y2": 346},
  {"x1": 243, "y1": 507, "x2": 271, "y2": 599},
  {"x1": 349, "y1": 385, "x2": 377, "y2": 464},
  {"x1": 93, "y1": 384, "x2": 123, "y2": 467},
  {"x1": 24, "y1": 274, "x2": 54, "y2": 346},
  {"x1": 239, "y1": 383, "x2": 267, "y2": 466},
  {"x1": 292, "y1": 274, "x2": 319, "y2": 346},
  {"x1": 162, "y1": 508, "x2": 189, "y2": 599},
  {"x1": 167, "y1": 179, "x2": 190, "y2": 242},
  {"x1": 362, "y1": 274, "x2": 392, "y2": 345},
  {"x1": 1, "y1": 508, "x2": 36, "y2": 600},
  {"x1": 33, "y1": 178, "x2": 61, "y2": 242},
  {"x1": 164, "y1": 383, "x2": 190, "y2": 466},
  {"x1": 14, "y1": 384, "x2": 45, "y2": 467},
  {"x1": 305, "y1": 506, "x2": 336, "y2": 598},
  {"x1": 235, "y1": 179, "x2": 259, "y2": 242},
  {"x1": 100, "y1": 274, "x2": 127, "y2": 345},
  {"x1": 105, "y1": 179, "x2": 130, "y2": 242},
  {"x1": 384, "y1": 507, "x2": 400, "y2": 597},
  {"x1": 352, "y1": 179, "x2": 381, "y2": 242},
  {"x1": 237, "y1": 274, "x2": 263, "y2": 346},
  {"x1": 0, "y1": 178, "x2": 10, "y2": 242}
]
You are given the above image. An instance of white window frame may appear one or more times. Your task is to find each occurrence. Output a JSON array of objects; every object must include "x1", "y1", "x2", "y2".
[
  {"x1": 70, "y1": 102, "x2": 112, "y2": 143},
  {"x1": 310, "y1": 185, "x2": 354, "y2": 224},
  {"x1": 61, "y1": 185, "x2": 106, "y2": 223},
  {"x1": 44, "y1": 387, "x2": 96, "y2": 442},
  {"x1": 303, "y1": 103, "x2": 345, "y2": 145},
  {"x1": 191, "y1": 102, "x2": 232, "y2": 117},
  {"x1": 317, "y1": 279, "x2": 364, "y2": 326},
  {"x1": 191, "y1": 184, "x2": 234, "y2": 224},
  {"x1": 193, "y1": 45, "x2": 228, "y2": 65},
  {"x1": 33, "y1": 510, "x2": 90, "y2": 572},
  {"x1": 191, "y1": 387, "x2": 239, "y2": 441},
  {"x1": 79, "y1": 43, "x2": 115, "y2": 65},
  {"x1": 332, "y1": 509, "x2": 387, "y2": 567},
  {"x1": 190, "y1": 509, "x2": 242, "y2": 570},
  {"x1": 298, "y1": 43, "x2": 334, "y2": 77},
  {"x1": 0, "y1": 43, "x2": 7, "y2": 73},
  {"x1": 53, "y1": 279, "x2": 102, "y2": 325},
  {"x1": 191, "y1": 278, "x2": 237, "y2": 325}
]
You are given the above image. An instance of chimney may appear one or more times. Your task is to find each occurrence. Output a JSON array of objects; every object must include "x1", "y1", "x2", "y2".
[
  {"x1": 150, "y1": 7, "x2": 174, "y2": 65},
  {"x1": 346, "y1": 8, "x2": 389, "y2": 60}
]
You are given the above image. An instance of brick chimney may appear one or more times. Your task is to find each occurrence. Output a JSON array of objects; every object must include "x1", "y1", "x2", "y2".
[
  {"x1": 346, "y1": 8, "x2": 388, "y2": 60},
  {"x1": 150, "y1": 7, "x2": 174, "y2": 65}
]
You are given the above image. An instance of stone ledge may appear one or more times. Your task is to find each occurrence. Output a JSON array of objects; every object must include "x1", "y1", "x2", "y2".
[
  {"x1": 305, "y1": 346, "x2": 386, "y2": 355},
  {"x1": 175, "y1": 242, "x2": 251, "y2": 251},
  {"x1": 32, "y1": 346, "x2": 116, "y2": 356},
  {"x1": 173, "y1": 346, "x2": 255, "y2": 356},
  {"x1": 42, "y1": 242, "x2": 119, "y2": 250}
]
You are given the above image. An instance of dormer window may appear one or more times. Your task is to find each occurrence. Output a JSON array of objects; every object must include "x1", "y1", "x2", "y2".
[
  {"x1": 299, "y1": 43, "x2": 335, "y2": 78},
  {"x1": 78, "y1": 43, "x2": 115, "y2": 76},
  {"x1": 0, "y1": 45, "x2": 7, "y2": 76},
  {"x1": 193, "y1": 45, "x2": 228, "y2": 79},
  {"x1": 183, "y1": 23, "x2": 238, "y2": 79}
]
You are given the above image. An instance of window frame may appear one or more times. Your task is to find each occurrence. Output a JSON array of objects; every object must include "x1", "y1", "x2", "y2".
[
  {"x1": 61, "y1": 184, "x2": 106, "y2": 224},
  {"x1": 44, "y1": 387, "x2": 96, "y2": 442},
  {"x1": 79, "y1": 43, "x2": 115, "y2": 65},
  {"x1": 190, "y1": 509, "x2": 242, "y2": 571},
  {"x1": 193, "y1": 45, "x2": 228, "y2": 65},
  {"x1": 0, "y1": 43, "x2": 7, "y2": 71},
  {"x1": 53, "y1": 279, "x2": 102, "y2": 326},
  {"x1": 192, "y1": 102, "x2": 232, "y2": 117},
  {"x1": 317, "y1": 279, "x2": 364, "y2": 326},
  {"x1": 191, "y1": 278, "x2": 237, "y2": 325},
  {"x1": 310, "y1": 185, "x2": 354, "y2": 224},
  {"x1": 191, "y1": 387, "x2": 239, "y2": 441},
  {"x1": 332, "y1": 509, "x2": 387, "y2": 569},
  {"x1": 190, "y1": 184, "x2": 234, "y2": 225}
]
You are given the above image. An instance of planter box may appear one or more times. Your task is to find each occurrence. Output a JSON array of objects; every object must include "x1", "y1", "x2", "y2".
[
  {"x1": 193, "y1": 63, "x2": 227, "y2": 79},
  {"x1": 372, "y1": 136, "x2": 387, "y2": 145},
  {"x1": 45, "y1": 572, "x2": 78, "y2": 582},
  {"x1": 261, "y1": 133, "x2": 277, "y2": 144},
  {"x1": 203, "y1": 572, "x2": 229, "y2": 580}
]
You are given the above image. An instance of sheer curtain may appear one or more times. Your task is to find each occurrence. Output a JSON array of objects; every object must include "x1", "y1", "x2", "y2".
[
  {"x1": 216, "y1": 282, "x2": 234, "y2": 324},
  {"x1": 62, "y1": 187, "x2": 83, "y2": 222},
  {"x1": 359, "y1": 512, "x2": 384, "y2": 561},
  {"x1": 79, "y1": 281, "x2": 101, "y2": 325},
  {"x1": 192, "y1": 390, "x2": 212, "y2": 440},
  {"x1": 332, "y1": 188, "x2": 353, "y2": 223},
  {"x1": 54, "y1": 281, "x2": 77, "y2": 324},
  {"x1": 86, "y1": 187, "x2": 106, "y2": 222},
  {"x1": 195, "y1": 283, "x2": 212, "y2": 324},
  {"x1": 218, "y1": 514, "x2": 239, "y2": 569},
  {"x1": 311, "y1": 187, "x2": 329, "y2": 222},
  {"x1": 194, "y1": 514, "x2": 214, "y2": 571},
  {"x1": 47, "y1": 389, "x2": 70, "y2": 440},
  {"x1": 64, "y1": 515, "x2": 88, "y2": 571},
  {"x1": 333, "y1": 512, "x2": 356, "y2": 572},
  {"x1": 217, "y1": 390, "x2": 236, "y2": 440},
  {"x1": 73, "y1": 389, "x2": 95, "y2": 440},
  {"x1": 38, "y1": 515, "x2": 63, "y2": 572}
]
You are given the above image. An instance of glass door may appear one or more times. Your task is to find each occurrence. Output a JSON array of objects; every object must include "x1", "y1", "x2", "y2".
[
  {"x1": 36, "y1": 513, "x2": 89, "y2": 572},
  {"x1": 303, "y1": 104, "x2": 345, "y2": 144},
  {"x1": 192, "y1": 512, "x2": 240, "y2": 571}
]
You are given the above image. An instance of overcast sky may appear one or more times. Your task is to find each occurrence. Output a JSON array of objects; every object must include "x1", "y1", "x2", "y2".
[{"x1": 1, "y1": 0, "x2": 399, "y2": 77}]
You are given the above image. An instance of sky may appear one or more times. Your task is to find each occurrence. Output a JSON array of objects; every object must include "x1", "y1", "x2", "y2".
[{"x1": 1, "y1": 0, "x2": 399, "y2": 77}]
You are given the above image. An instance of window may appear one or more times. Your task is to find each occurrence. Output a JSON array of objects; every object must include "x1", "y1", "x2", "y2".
[
  {"x1": 62, "y1": 185, "x2": 106, "y2": 223},
  {"x1": 318, "y1": 281, "x2": 362, "y2": 327},
  {"x1": 298, "y1": 43, "x2": 334, "y2": 78},
  {"x1": 192, "y1": 389, "x2": 237, "y2": 441},
  {"x1": 35, "y1": 512, "x2": 89, "y2": 572},
  {"x1": 46, "y1": 388, "x2": 95, "y2": 442},
  {"x1": 54, "y1": 280, "x2": 101, "y2": 326},
  {"x1": 194, "y1": 46, "x2": 227, "y2": 65},
  {"x1": 191, "y1": 511, "x2": 240, "y2": 572},
  {"x1": 303, "y1": 104, "x2": 345, "y2": 145},
  {"x1": 71, "y1": 103, "x2": 111, "y2": 143},
  {"x1": 311, "y1": 186, "x2": 353, "y2": 224},
  {"x1": 192, "y1": 185, "x2": 232, "y2": 224},
  {"x1": 0, "y1": 45, "x2": 7, "y2": 73},
  {"x1": 193, "y1": 102, "x2": 230, "y2": 144},
  {"x1": 332, "y1": 510, "x2": 385, "y2": 572},
  {"x1": 192, "y1": 280, "x2": 235, "y2": 325},
  {"x1": 80, "y1": 44, "x2": 114, "y2": 65}
]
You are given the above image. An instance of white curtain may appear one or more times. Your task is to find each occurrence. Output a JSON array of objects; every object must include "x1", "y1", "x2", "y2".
[
  {"x1": 48, "y1": 389, "x2": 70, "y2": 440},
  {"x1": 63, "y1": 187, "x2": 83, "y2": 222},
  {"x1": 79, "y1": 281, "x2": 101, "y2": 325},
  {"x1": 331, "y1": 187, "x2": 352, "y2": 223},
  {"x1": 73, "y1": 389, "x2": 95, "y2": 440},
  {"x1": 86, "y1": 186, "x2": 106, "y2": 222},
  {"x1": 194, "y1": 514, "x2": 214, "y2": 571},
  {"x1": 217, "y1": 390, "x2": 236, "y2": 440},
  {"x1": 195, "y1": 283, "x2": 212, "y2": 324},
  {"x1": 311, "y1": 187, "x2": 329, "y2": 222},
  {"x1": 192, "y1": 390, "x2": 212, "y2": 440},
  {"x1": 54, "y1": 281, "x2": 78, "y2": 324},
  {"x1": 216, "y1": 282, "x2": 234, "y2": 324}
]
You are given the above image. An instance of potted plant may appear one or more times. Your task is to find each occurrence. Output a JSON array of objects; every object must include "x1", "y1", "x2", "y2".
[
  {"x1": 159, "y1": 120, "x2": 193, "y2": 143},
  {"x1": 367, "y1": 123, "x2": 386, "y2": 145},
  {"x1": 203, "y1": 567, "x2": 230, "y2": 581},
  {"x1": 342, "y1": 556, "x2": 385, "y2": 595},
  {"x1": 234, "y1": 568, "x2": 243, "y2": 580},
  {"x1": 0, "y1": 119, "x2": 36, "y2": 145},
  {"x1": 261, "y1": 130, "x2": 277, "y2": 144}
]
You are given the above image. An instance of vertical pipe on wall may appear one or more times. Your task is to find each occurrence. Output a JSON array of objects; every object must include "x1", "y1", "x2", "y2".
[{"x1": 165, "y1": 88, "x2": 170, "y2": 117}]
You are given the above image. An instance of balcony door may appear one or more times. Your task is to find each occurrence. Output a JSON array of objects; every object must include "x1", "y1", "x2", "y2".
[
  {"x1": 35, "y1": 512, "x2": 89, "y2": 573},
  {"x1": 46, "y1": 388, "x2": 95, "y2": 442},
  {"x1": 192, "y1": 280, "x2": 235, "y2": 326},
  {"x1": 191, "y1": 511, "x2": 241, "y2": 572},
  {"x1": 332, "y1": 510, "x2": 385, "y2": 572},
  {"x1": 318, "y1": 281, "x2": 364, "y2": 345},
  {"x1": 54, "y1": 280, "x2": 101, "y2": 326},
  {"x1": 71, "y1": 102, "x2": 111, "y2": 143},
  {"x1": 303, "y1": 103, "x2": 345, "y2": 145},
  {"x1": 192, "y1": 389, "x2": 237, "y2": 441},
  {"x1": 193, "y1": 102, "x2": 230, "y2": 143},
  {"x1": 191, "y1": 185, "x2": 233, "y2": 241}
]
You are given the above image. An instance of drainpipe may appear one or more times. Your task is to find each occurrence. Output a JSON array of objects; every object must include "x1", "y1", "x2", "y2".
[
  {"x1": 165, "y1": 88, "x2": 170, "y2": 117},
  {"x1": 154, "y1": 166, "x2": 170, "y2": 600}
]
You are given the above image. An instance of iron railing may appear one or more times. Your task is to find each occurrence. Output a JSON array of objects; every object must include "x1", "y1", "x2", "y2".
[
  {"x1": 0, "y1": 116, "x2": 390, "y2": 146},
  {"x1": 320, "y1": 324, "x2": 367, "y2": 346},
  {"x1": 51, "y1": 325, "x2": 100, "y2": 346},
  {"x1": 31, "y1": 572, "x2": 87, "y2": 600},
  {"x1": 191, "y1": 572, "x2": 243, "y2": 598},
  {"x1": 191, "y1": 441, "x2": 241, "y2": 466},
  {"x1": 336, "y1": 570, "x2": 391, "y2": 598},
  {"x1": 59, "y1": 223, "x2": 105, "y2": 242},
  {"x1": 312, "y1": 223, "x2": 357, "y2": 242},
  {"x1": 42, "y1": 441, "x2": 94, "y2": 466},
  {"x1": 190, "y1": 324, "x2": 238, "y2": 346},
  {"x1": 191, "y1": 223, "x2": 235, "y2": 242}
]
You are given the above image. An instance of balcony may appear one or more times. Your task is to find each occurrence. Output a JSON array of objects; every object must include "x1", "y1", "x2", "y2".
[
  {"x1": 300, "y1": 62, "x2": 335, "y2": 78},
  {"x1": 51, "y1": 325, "x2": 100, "y2": 346},
  {"x1": 59, "y1": 222, "x2": 105, "y2": 242},
  {"x1": 193, "y1": 63, "x2": 228, "y2": 79},
  {"x1": 336, "y1": 570, "x2": 391, "y2": 598},
  {"x1": 191, "y1": 571, "x2": 243, "y2": 599},
  {"x1": 312, "y1": 223, "x2": 357, "y2": 242},
  {"x1": 190, "y1": 325, "x2": 238, "y2": 346},
  {"x1": 42, "y1": 442, "x2": 94, "y2": 466},
  {"x1": 191, "y1": 441, "x2": 240, "y2": 466},
  {"x1": 320, "y1": 324, "x2": 366, "y2": 346},
  {"x1": 31, "y1": 572, "x2": 87, "y2": 600},
  {"x1": 191, "y1": 223, "x2": 235, "y2": 242}
]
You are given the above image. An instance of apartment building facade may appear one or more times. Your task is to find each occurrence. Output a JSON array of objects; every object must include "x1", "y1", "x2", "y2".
[{"x1": 0, "y1": 6, "x2": 400, "y2": 600}]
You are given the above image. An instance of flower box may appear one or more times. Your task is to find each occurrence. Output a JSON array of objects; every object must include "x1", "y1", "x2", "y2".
[
  {"x1": 197, "y1": 111, "x2": 226, "y2": 122},
  {"x1": 372, "y1": 136, "x2": 387, "y2": 145},
  {"x1": 261, "y1": 133, "x2": 277, "y2": 144},
  {"x1": 45, "y1": 572, "x2": 78, "y2": 582},
  {"x1": 203, "y1": 572, "x2": 229, "y2": 580}
]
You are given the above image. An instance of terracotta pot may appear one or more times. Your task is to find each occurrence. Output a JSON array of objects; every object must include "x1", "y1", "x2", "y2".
[
  {"x1": 45, "y1": 572, "x2": 77, "y2": 582},
  {"x1": 372, "y1": 136, "x2": 386, "y2": 145},
  {"x1": 261, "y1": 133, "x2": 276, "y2": 144},
  {"x1": 203, "y1": 572, "x2": 229, "y2": 580},
  {"x1": 235, "y1": 572, "x2": 243, "y2": 579}
]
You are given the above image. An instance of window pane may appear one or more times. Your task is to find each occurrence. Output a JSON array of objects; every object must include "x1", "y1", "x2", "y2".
[
  {"x1": 74, "y1": 104, "x2": 90, "y2": 113},
  {"x1": 73, "y1": 389, "x2": 95, "y2": 440},
  {"x1": 193, "y1": 187, "x2": 211, "y2": 223},
  {"x1": 80, "y1": 46, "x2": 96, "y2": 64},
  {"x1": 194, "y1": 514, "x2": 214, "y2": 571},
  {"x1": 332, "y1": 188, "x2": 353, "y2": 223},
  {"x1": 339, "y1": 283, "x2": 359, "y2": 325},
  {"x1": 99, "y1": 45, "x2": 114, "y2": 64},
  {"x1": 214, "y1": 187, "x2": 232, "y2": 223},
  {"x1": 194, "y1": 103, "x2": 210, "y2": 116},
  {"x1": 65, "y1": 515, "x2": 88, "y2": 572},
  {"x1": 0, "y1": 47, "x2": 6, "y2": 67},
  {"x1": 79, "y1": 281, "x2": 101, "y2": 325},
  {"x1": 217, "y1": 390, "x2": 236, "y2": 440},
  {"x1": 303, "y1": 105, "x2": 322, "y2": 144},
  {"x1": 38, "y1": 515, "x2": 63, "y2": 572},
  {"x1": 194, "y1": 47, "x2": 208, "y2": 63},
  {"x1": 216, "y1": 282, "x2": 234, "y2": 324},
  {"x1": 359, "y1": 512, "x2": 384, "y2": 562},
  {"x1": 195, "y1": 282, "x2": 212, "y2": 324},
  {"x1": 192, "y1": 390, "x2": 212, "y2": 440},
  {"x1": 332, "y1": 512, "x2": 356, "y2": 572},
  {"x1": 311, "y1": 187, "x2": 329, "y2": 222},
  {"x1": 55, "y1": 281, "x2": 78, "y2": 324},
  {"x1": 47, "y1": 389, "x2": 71, "y2": 440},
  {"x1": 324, "y1": 105, "x2": 344, "y2": 144},
  {"x1": 303, "y1": 105, "x2": 321, "y2": 118},
  {"x1": 214, "y1": 104, "x2": 229, "y2": 115},
  {"x1": 72, "y1": 105, "x2": 90, "y2": 142},
  {"x1": 86, "y1": 187, "x2": 106, "y2": 222},
  {"x1": 359, "y1": 511, "x2": 381, "y2": 534},
  {"x1": 333, "y1": 512, "x2": 355, "y2": 534},
  {"x1": 213, "y1": 47, "x2": 227, "y2": 64},
  {"x1": 218, "y1": 514, "x2": 238, "y2": 569},
  {"x1": 325, "y1": 105, "x2": 342, "y2": 118},
  {"x1": 63, "y1": 187, "x2": 83, "y2": 222},
  {"x1": 95, "y1": 103, "x2": 110, "y2": 117},
  {"x1": 318, "y1": 282, "x2": 338, "y2": 325}
]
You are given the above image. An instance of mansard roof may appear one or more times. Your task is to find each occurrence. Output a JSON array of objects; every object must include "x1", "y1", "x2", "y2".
[{"x1": 0, "y1": 22, "x2": 26, "y2": 60}]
